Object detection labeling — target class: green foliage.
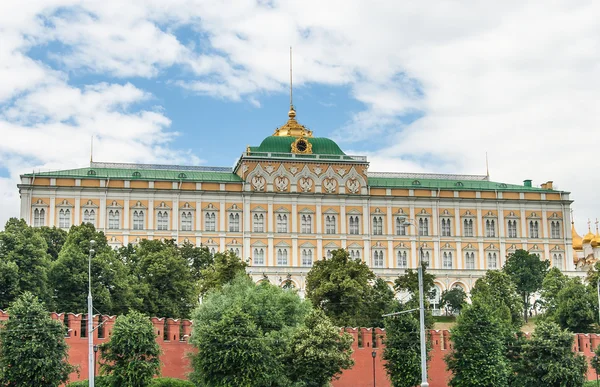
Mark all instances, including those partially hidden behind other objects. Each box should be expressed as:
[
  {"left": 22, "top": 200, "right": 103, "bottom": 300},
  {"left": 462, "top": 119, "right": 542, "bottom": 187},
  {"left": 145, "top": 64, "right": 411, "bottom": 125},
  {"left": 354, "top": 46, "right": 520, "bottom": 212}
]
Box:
[
  {"left": 446, "top": 297, "right": 510, "bottom": 387},
  {"left": 591, "top": 344, "right": 600, "bottom": 384},
  {"left": 69, "top": 377, "right": 193, "bottom": 387},
  {"left": 306, "top": 249, "right": 375, "bottom": 327},
  {"left": 285, "top": 308, "right": 354, "bottom": 387},
  {"left": 364, "top": 278, "right": 398, "bottom": 328},
  {"left": 198, "top": 249, "right": 247, "bottom": 296},
  {"left": 394, "top": 262, "right": 436, "bottom": 300},
  {"left": 179, "top": 242, "right": 213, "bottom": 281},
  {"left": 440, "top": 287, "right": 467, "bottom": 315},
  {"left": 383, "top": 302, "right": 426, "bottom": 387},
  {"left": 539, "top": 267, "right": 569, "bottom": 321},
  {"left": 127, "top": 239, "right": 198, "bottom": 318},
  {"left": 503, "top": 249, "right": 550, "bottom": 322},
  {"left": 0, "top": 292, "right": 75, "bottom": 386},
  {"left": 0, "top": 218, "right": 52, "bottom": 308},
  {"left": 190, "top": 275, "right": 314, "bottom": 387},
  {"left": 68, "top": 376, "right": 110, "bottom": 386},
  {"left": 513, "top": 321, "right": 587, "bottom": 387},
  {"left": 553, "top": 277, "right": 595, "bottom": 333},
  {"left": 49, "top": 223, "right": 133, "bottom": 315},
  {"left": 36, "top": 226, "right": 68, "bottom": 261},
  {"left": 471, "top": 270, "right": 523, "bottom": 328},
  {"left": 99, "top": 311, "right": 161, "bottom": 387}
]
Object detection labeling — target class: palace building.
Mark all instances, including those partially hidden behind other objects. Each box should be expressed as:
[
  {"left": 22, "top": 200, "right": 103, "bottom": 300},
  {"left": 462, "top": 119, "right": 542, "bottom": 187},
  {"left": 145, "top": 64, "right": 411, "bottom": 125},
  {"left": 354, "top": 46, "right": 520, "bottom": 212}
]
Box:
[{"left": 18, "top": 105, "right": 578, "bottom": 305}]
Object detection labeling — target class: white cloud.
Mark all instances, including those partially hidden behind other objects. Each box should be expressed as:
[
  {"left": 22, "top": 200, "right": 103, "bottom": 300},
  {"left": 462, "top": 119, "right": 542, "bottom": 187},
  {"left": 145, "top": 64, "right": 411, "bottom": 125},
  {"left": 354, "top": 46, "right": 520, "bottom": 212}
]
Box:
[{"left": 0, "top": 0, "right": 598, "bottom": 232}]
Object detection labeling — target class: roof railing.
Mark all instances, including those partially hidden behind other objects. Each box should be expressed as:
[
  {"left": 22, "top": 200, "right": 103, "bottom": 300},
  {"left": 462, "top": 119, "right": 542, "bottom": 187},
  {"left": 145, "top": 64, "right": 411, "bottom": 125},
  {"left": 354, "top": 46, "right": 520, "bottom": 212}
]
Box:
[
  {"left": 368, "top": 171, "right": 489, "bottom": 181},
  {"left": 90, "top": 162, "right": 232, "bottom": 173},
  {"left": 241, "top": 151, "right": 368, "bottom": 162}
]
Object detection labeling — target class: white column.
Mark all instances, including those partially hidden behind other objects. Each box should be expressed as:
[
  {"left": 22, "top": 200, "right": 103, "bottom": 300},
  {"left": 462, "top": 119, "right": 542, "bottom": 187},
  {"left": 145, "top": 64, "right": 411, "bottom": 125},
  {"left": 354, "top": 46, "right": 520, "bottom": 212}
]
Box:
[
  {"left": 219, "top": 200, "right": 226, "bottom": 232},
  {"left": 148, "top": 200, "right": 154, "bottom": 231},
  {"left": 243, "top": 196, "right": 251, "bottom": 260},
  {"left": 123, "top": 199, "right": 130, "bottom": 230},
  {"left": 49, "top": 197, "right": 56, "bottom": 227},
  {"left": 99, "top": 197, "right": 106, "bottom": 230},
  {"left": 20, "top": 190, "right": 30, "bottom": 224},
  {"left": 74, "top": 198, "right": 81, "bottom": 225}
]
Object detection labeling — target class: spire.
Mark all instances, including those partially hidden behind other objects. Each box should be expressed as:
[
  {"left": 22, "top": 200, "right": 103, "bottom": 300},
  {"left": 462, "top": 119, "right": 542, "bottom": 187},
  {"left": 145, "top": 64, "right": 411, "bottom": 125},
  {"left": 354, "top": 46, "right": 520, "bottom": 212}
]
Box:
[
  {"left": 90, "top": 135, "right": 94, "bottom": 164},
  {"left": 289, "top": 46, "right": 293, "bottom": 110},
  {"left": 485, "top": 152, "right": 489, "bottom": 179}
]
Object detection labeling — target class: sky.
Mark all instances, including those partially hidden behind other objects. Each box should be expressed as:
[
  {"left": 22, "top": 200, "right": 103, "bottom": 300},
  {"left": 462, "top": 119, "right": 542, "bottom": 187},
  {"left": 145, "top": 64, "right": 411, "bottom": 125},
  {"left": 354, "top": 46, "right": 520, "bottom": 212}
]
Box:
[{"left": 0, "top": 0, "right": 598, "bottom": 234}]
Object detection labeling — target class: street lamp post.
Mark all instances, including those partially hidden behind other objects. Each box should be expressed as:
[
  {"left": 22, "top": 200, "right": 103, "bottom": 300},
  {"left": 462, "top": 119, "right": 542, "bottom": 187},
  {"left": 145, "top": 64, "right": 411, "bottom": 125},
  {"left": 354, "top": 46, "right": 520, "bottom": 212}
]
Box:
[
  {"left": 402, "top": 219, "right": 429, "bottom": 387},
  {"left": 88, "top": 240, "right": 96, "bottom": 387},
  {"left": 93, "top": 345, "right": 99, "bottom": 376},
  {"left": 371, "top": 350, "right": 376, "bottom": 387}
]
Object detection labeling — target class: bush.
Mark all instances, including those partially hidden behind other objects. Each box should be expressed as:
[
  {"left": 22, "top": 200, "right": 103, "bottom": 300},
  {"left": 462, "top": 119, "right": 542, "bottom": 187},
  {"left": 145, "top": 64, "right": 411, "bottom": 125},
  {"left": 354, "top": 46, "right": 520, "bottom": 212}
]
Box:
[{"left": 68, "top": 377, "right": 193, "bottom": 386}]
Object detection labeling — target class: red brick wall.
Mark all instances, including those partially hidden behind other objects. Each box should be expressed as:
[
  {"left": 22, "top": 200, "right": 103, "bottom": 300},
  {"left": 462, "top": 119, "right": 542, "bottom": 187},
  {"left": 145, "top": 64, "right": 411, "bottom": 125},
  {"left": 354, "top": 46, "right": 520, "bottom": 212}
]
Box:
[{"left": 1, "top": 311, "right": 599, "bottom": 386}]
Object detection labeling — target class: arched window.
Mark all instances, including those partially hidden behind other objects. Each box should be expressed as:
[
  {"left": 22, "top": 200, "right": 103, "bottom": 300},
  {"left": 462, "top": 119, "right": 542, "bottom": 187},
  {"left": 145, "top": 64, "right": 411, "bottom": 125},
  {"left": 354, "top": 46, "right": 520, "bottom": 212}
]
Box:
[
  {"left": 463, "top": 219, "right": 474, "bottom": 237},
  {"left": 157, "top": 211, "right": 169, "bottom": 230},
  {"left": 349, "top": 216, "right": 360, "bottom": 235},
  {"left": 443, "top": 252, "right": 453, "bottom": 269},
  {"left": 181, "top": 211, "right": 192, "bottom": 231},
  {"left": 397, "top": 251, "right": 407, "bottom": 268},
  {"left": 253, "top": 248, "right": 265, "bottom": 265},
  {"left": 302, "top": 249, "right": 313, "bottom": 267},
  {"left": 422, "top": 251, "right": 430, "bottom": 266},
  {"left": 59, "top": 209, "right": 71, "bottom": 229},
  {"left": 486, "top": 219, "right": 496, "bottom": 237},
  {"left": 325, "top": 215, "right": 336, "bottom": 234},
  {"left": 229, "top": 213, "right": 240, "bottom": 232},
  {"left": 301, "top": 214, "right": 312, "bottom": 233},
  {"left": 553, "top": 253, "right": 563, "bottom": 268},
  {"left": 133, "top": 210, "right": 144, "bottom": 230},
  {"left": 419, "top": 218, "right": 429, "bottom": 236},
  {"left": 508, "top": 220, "right": 517, "bottom": 238},
  {"left": 277, "top": 249, "right": 288, "bottom": 266},
  {"left": 253, "top": 213, "right": 264, "bottom": 232},
  {"left": 441, "top": 219, "right": 451, "bottom": 237},
  {"left": 396, "top": 218, "right": 406, "bottom": 236},
  {"left": 372, "top": 216, "right": 383, "bottom": 235},
  {"left": 83, "top": 209, "right": 95, "bottom": 225},
  {"left": 108, "top": 210, "right": 120, "bottom": 229},
  {"left": 551, "top": 221, "right": 561, "bottom": 239},
  {"left": 529, "top": 220, "right": 539, "bottom": 238},
  {"left": 465, "top": 252, "right": 475, "bottom": 269},
  {"left": 373, "top": 251, "right": 384, "bottom": 268},
  {"left": 487, "top": 252, "right": 497, "bottom": 269},
  {"left": 205, "top": 212, "right": 216, "bottom": 231},
  {"left": 33, "top": 208, "right": 45, "bottom": 227},
  {"left": 277, "top": 214, "right": 288, "bottom": 233}
]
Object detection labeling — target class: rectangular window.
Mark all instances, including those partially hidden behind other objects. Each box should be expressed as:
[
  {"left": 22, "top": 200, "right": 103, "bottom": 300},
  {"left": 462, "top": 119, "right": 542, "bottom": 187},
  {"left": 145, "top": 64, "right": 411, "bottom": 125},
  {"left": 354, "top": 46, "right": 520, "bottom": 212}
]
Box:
[
  {"left": 350, "top": 249, "right": 361, "bottom": 259},
  {"left": 465, "top": 252, "right": 475, "bottom": 269},
  {"left": 181, "top": 211, "right": 192, "bottom": 231},
  {"left": 205, "top": 212, "right": 216, "bottom": 231},
  {"left": 58, "top": 209, "right": 71, "bottom": 229},
  {"left": 301, "top": 250, "right": 313, "bottom": 266},
  {"left": 529, "top": 221, "right": 539, "bottom": 238},
  {"left": 372, "top": 216, "right": 383, "bottom": 235},
  {"left": 485, "top": 219, "right": 496, "bottom": 237},
  {"left": 550, "top": 221, "right": 561, "bottom": 239},
  {"left": 276, "top": 248, "right": 288, "bottom": 266},
  {"left": 277, "top": 214, "right": 288, "bottom": 233},
  {"left": 397, "top": 251, "right": 407, "bottom": 268},
  {"left": 487, "top": 252, "right": 497, "bottom": 269},
  {"left": 133, "top": 210, "right": 144, "bottom": 230},
  {"left": 349, "top": 216, "right": 360, "bottom": 235},
  {"left": 33, "top": 208, "right": 45, "bottom": 227},
  {"left": 83, "top": 209, "right": 96, "bottom": 225},
  {"left": 253, "top": 213, "right": 264, "bottom": 232},
  {"left": 325, "top": 215, "right": 336, "bottom": 234},
  {"left": 157, "top": 211, "right": 169, "bottom": 231},
  {"left": 395, "top": 218, "right": 406, "bottom": 236},
  {"left": 418, "top": 218, "right": 429, "bottom": 236},
  {"left": 508, "top": 220, "right": 517, "bottom": 238},
  {"left": 463, "top": 219, "right": 474, "bottom": 237},
  {"left": 301, "top": 214, "right": 312, "bottom": 233},
  {"left": 443, "top": 252, "right": 453, "bottom": 269},
  {"left": 253, "top": 248, "right": 264, "bottom": 266},
  {"left": 552, "top": 253, "right": 563, "bottom": 268},
  {"left": 108, "top": 210, "right": 120, "bottom": 229},
  {"left": 229, "top": 213, "right": 240, "bottom": 232},
  {"left": 441, "top": 218, "right": 451, "bottom": 237},
  {"left": 373, "top": 251, "right": 384, "bottom": 268}
]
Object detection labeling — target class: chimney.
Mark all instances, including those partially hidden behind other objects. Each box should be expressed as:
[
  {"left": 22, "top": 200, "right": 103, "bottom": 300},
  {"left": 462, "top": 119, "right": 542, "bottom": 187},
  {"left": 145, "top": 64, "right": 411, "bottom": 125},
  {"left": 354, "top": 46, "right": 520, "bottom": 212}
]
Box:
[
  {"left": 546, "top": 181, "right": 553, "bottom": 189},
  {"left": 523, "top": 179, "right": 532, "bottom": 187},
  {"left": 541, "top": 183, "right": 547, "bottom": 189}
]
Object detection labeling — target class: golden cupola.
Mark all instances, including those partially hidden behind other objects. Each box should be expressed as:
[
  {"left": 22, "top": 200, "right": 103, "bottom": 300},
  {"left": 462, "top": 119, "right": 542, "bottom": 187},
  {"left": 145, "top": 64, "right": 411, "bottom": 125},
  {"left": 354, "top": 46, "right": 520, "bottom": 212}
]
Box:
[
  {"left": 583, "top": 227, "right": 595, "bottom": 244},
  {"left": 572, "top": 222, "right": 583, "bottom": 251},
  {"left": 273, "top": 106, "right": 313, "bottom": 138},
  {"left": 592, "top": 224, "right": 600, "bottom": 248}
]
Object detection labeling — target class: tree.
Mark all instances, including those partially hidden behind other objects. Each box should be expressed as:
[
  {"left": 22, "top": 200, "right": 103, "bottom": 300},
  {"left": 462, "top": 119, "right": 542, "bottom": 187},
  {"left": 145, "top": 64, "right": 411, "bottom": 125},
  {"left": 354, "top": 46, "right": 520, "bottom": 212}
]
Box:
[
  {"left": 383, "top": 302, "right": 427, "bottom": 387},
  {"left": 49, "top": 223, "right": 134, "bottom": 315},
  {"left": 179, "top": 242, "right": 213, "bottom": 281},
  {"left": 306, "top": 249, "right": 375, "bottom": 327},
  {"left": 190, "top": 275, "right": 311, "bottom": 387},
  {"left": 446, "top": 297, "right": 510, "bottom": 387},
  {"left": 128, "top": 239, "right": 198, "bottom": 318},
  {"left": 440, "top": 287, "right": 467, "bottom": 315},
  {"left": 0, "top": 292, "right": 75, "bottom": 386},
  {"left": 394, "top": 262, "right": 436, "bottom": 300},
  {"left": 514, "top": 321, "right": 587, "bottom": 387},
  {"left": 554, "top": 277, "right": 595, "bottom": 332},
  {"left": 0, "top": 260, "right": 19, "bottom": 310},
  {"left": 36, "top": 226, "right": 67, "bottom": 261},
  {"left": 471, "top": 270, "right": 523, "bottom": 328},
  {"left": 0, "top": 218, "right": 52, "bottom": 307},
  {"left": 198, "top": 249, "right": 247, "bottom": 296},
  {"left": 503, "top": 249, "right": 549, "bottom": 322},
  {"left": 99, "top": 311, "right": 161, "bottom": 387},
  {"left": 285, "top": 308, "right": 354, "bottom": 387},
  {"left": 539, "top": 267, "right": 569, "bottom": 321},
  {"left": 364, "top": 278, "right": 398, "bottom": 328}
]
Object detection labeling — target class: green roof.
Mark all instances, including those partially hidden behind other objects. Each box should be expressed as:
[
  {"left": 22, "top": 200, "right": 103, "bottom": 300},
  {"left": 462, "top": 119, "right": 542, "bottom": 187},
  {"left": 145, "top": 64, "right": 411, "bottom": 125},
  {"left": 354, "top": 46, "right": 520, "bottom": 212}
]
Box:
[
  {"left": 368, "top": 177, "right": 558, "bottom": 192},
  {"left": 24, "top": 167, "right": 243, "bottom": 183},
  {"left": 250, "top": 136, "right": 346, "bottom": 155}
]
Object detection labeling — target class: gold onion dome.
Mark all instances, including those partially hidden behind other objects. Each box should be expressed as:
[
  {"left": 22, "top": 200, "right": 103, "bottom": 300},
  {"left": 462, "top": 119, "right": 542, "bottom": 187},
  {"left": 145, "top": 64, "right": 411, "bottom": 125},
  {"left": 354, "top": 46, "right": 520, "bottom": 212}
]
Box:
[
  {"left": 572, "top": 222, "right": 583, "bottom": 251},
  {"left": 273, "top": 106, "right": 313, "bottom": 138},
  {"left": 583, "top": 229, "right": 595, "bottom": 244},
  {"left": 592, "top": 229, "right": 600, "bottom": 248}
]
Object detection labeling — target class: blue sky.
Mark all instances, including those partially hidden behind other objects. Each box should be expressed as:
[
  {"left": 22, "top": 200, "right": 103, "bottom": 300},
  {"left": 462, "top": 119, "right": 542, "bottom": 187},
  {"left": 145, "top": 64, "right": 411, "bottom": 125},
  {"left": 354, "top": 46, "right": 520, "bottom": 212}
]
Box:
[{"left": 0, "top": 0, "right": 598, "bottom": 232}]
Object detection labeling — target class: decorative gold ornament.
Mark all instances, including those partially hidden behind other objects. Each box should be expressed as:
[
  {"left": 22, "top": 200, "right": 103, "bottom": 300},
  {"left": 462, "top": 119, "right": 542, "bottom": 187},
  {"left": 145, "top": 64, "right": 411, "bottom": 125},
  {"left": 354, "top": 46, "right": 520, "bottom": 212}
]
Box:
[
  {"left": 291, "top": 137, "right": 312, "bottom": 154},
  {"left": 273, "top": 106, "right": 313, "bottom": 138}
]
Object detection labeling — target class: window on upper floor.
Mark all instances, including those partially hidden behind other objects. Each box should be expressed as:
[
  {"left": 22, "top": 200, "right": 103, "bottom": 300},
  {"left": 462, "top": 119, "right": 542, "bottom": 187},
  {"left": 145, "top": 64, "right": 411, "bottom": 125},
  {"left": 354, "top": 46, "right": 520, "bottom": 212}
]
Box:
[
  {"left": 349, "top": 249, "right": 361, "bottom": 260},
  {"left": 552, "top": 253, "right": 563, "bottom": 268},
  {"left": 421, "top": 251, "right": 430, "bottom": 267},
  {"left": 133, "top": 210, "right": 144, "bottom": 230},
  {"left": 529, "top": 220, "right": 539, "bottom": 238},
  {"left": 301, "top": 249, "right": 313, "bottom": 267},
  {"left": 204, "top": 212, "right": 216, "bottom": 231},
  {"left": 181, "top": 211, "right": 192, "bottom": 231},
  {"left": 395, "top": 217, "right": 406, "bottom": 236},
  {"left": 418, "top": 218, "right": 429, "bottom": 236},
  {"left": 463, "top": 219, "right": 474, "bottom": 237},
  {"left": 229, "top": 213, "right": 240, "bottom": 232},
  {"left": 58, "top": 209, "right": 71, "bottom": 229},
  {"left": 373, "top": 250, "right": 385, "bottom": 268},
  {"left": 485, "top": 219, "right": 496, "bottom": 237},
  {"left": 253, "top": 248, "right": 265, "bottom": 265},
  {"left": 253, "top": 213, "right": 264, "bottom": 232},
  {"left": 157, "top": 211, "right": 169, "bottom": 231},
  {"left": 487, "top": 252, "right": 498, "bottom": 269},
  {"left": 301, "top": 214, "right": 312, "bottom": 233},
  {"left": 550, "top": 221, "right": 561, "bottom": 239},
  {"left": 277, "top": 214, "right": 288, "bottom": 233},
  {"left": 83, "top": 209, "right": 96, "bottom": 225},
  {"left": 108, "top": 210, "right": 120, "bottom": 229},
  {"left": 465, "top": 252, "right": 475, "bottom": 269},
  {"left": 276, "top": 248, "right": 288, "bottom": 266},
  {"left": 441, "top": 218, "right": 452, "bottom": 237},
  {"left": 229, "top": 247, "right": 240, "bottom": 256},
  {"left": 508, "top": 220, "right": 518, "bottom": 238},
  {"left": 397, "top": 251, "right": 408, "bottom": 268},
  {"left": 372, "top": 216, "right": 383, "bottom": 235},
  {"left": 325, "top": 215, "right": 336, "bottom": 234},
  {"left": 33, "top": 208, "right": 45, "bottom": 227},
  {"left": 443, "top": 252, "right": 453, "bottom": 269},
  {"left": 349, "top": 216, "right": 360, "bottom": 235}
]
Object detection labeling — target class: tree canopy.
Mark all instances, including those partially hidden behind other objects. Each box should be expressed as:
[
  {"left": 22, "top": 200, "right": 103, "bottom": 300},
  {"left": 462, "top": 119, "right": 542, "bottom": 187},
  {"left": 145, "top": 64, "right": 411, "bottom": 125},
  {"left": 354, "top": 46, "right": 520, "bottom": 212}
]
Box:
[
  {"left": 0, "top": 292, "right": 75, "bottom": 386},
  {"left": 503, "top": 249, "right": 549, "bottom": 322},
  {"left": 198, "top": 249, "right": 247, "bottom": 296},
  {"left": 440, "top": 286, "right": 467, "bottom": 315},
  {"left": 471, "top": 270, "right": 523, "bottom": 329}
]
